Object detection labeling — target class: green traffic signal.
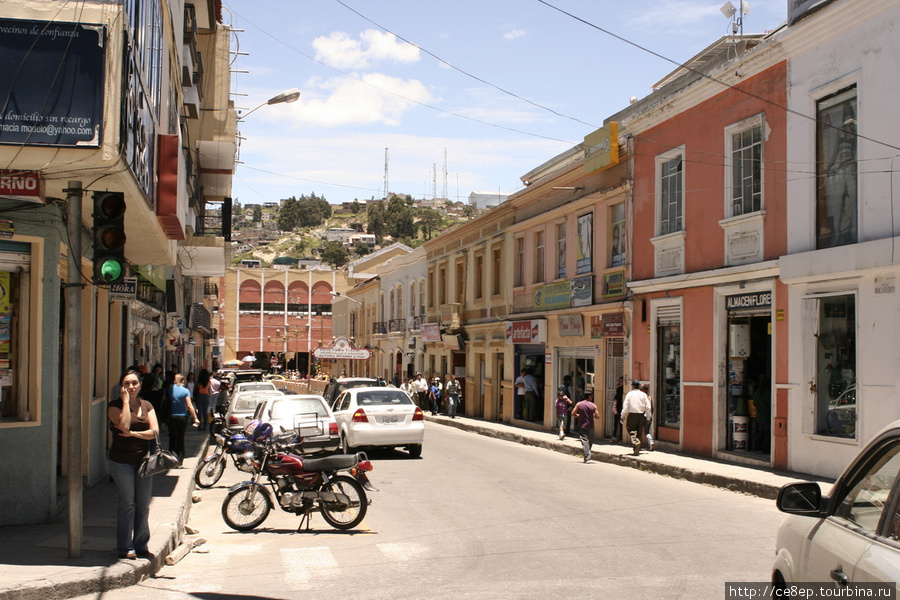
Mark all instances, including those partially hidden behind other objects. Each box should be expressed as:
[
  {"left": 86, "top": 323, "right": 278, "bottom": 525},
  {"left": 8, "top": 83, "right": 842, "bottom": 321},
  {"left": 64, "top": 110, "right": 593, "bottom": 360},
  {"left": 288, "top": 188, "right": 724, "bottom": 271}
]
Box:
[
  {"left": 97, "top": 258, "right": 124, "bottom": 283},
  {"left": 92, "top": 191, "right": 127, "bottom": 284}
]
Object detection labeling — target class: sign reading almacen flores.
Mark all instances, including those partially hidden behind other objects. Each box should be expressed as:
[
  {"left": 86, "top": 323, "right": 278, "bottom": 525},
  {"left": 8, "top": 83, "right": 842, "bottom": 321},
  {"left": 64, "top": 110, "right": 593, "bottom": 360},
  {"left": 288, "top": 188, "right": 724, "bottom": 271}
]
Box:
[
  {"left": 0, "top": 19, "right": 105, "bottom": 147},
  {"left": 726, "top": 291, "right": 772, "bottom": 311}
]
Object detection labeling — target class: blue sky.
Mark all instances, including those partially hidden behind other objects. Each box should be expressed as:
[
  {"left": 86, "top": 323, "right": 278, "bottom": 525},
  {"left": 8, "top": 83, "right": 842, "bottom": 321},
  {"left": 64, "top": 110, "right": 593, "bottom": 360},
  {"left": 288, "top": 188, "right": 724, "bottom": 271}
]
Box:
[{"left": 222, "top": 0, "right": 788, "bottom": 206}]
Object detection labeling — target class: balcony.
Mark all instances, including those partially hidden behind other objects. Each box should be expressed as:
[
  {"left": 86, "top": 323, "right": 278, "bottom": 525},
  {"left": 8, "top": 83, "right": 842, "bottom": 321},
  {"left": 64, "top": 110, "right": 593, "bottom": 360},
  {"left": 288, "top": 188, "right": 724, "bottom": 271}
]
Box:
[
  {"left": 372, "top": 321, "right": 387, "bottom": 335},
  {"left": 408, "top": 315, "right": 424, "bottom": 331},
  {"left": 388, "top": 318, "right": 406, "bottom": 333},
  {"left": 204, "top": 283, "right": 218, "bottom": 298},
  {"left": 439, "top": 303, "right": 462, "bottom": 330}
]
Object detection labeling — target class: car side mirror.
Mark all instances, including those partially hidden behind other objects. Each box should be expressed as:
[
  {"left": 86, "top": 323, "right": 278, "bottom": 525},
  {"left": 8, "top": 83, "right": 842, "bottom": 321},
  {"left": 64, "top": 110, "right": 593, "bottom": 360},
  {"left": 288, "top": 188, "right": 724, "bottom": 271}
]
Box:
[{"left": 776, "top": 482, "right": 827, "bottom": 517}]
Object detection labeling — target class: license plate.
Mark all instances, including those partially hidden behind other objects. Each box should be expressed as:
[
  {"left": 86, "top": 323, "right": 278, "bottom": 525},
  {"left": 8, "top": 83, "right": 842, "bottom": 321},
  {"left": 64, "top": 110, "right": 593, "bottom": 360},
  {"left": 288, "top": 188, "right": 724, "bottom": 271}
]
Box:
[{"left": 382, "top": 416, "right": 399, "bottom": 424}]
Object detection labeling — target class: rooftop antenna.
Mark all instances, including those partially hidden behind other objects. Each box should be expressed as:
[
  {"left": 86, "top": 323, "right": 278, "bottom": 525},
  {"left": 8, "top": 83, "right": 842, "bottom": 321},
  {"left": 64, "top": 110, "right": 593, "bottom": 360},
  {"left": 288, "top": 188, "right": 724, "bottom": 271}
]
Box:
[
  {"left": 442, "top": 148, "right": 448, "bottom": 202},
  {"left": 721, "top": 1, "right": 749, "bottom": 36},
  {"left": 383, "top": 148, "right": 389, "bottom": 200}
]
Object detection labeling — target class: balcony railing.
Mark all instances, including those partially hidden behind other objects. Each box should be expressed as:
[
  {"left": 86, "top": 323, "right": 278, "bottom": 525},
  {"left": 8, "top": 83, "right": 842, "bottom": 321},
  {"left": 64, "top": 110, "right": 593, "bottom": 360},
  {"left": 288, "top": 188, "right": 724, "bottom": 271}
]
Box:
[
  {"left": 388, "top": 318, "right": 406, "bottom": 333},
  {"left": 408, "top": 315, "right": 424, "bottom": 330},
  {"left": 204, "top": 283, "right": 218, "bottom": 298},
  {"left": 373, "top": 321, "right": 387, "bottom": 335}
]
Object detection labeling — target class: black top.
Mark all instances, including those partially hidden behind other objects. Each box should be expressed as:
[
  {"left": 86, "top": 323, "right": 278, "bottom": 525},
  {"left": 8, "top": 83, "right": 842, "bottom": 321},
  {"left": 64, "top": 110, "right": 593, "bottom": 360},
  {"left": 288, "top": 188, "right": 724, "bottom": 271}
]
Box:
[{"left": 108, "top": 398, "right": 153, "bottom": 466}]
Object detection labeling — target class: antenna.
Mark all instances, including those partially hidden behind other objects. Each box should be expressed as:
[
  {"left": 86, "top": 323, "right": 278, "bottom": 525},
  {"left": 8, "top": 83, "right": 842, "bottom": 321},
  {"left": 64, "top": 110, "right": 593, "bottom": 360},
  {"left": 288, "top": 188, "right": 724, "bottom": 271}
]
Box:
[
  {"left": 442, "top": 148, "right": 448, "bottom": 202},
  {"left": 721, "top": 1, "right": 748, "bottom": 36},
  {"left": 383, "top": 148, "right": 389, "bottom": 200}
]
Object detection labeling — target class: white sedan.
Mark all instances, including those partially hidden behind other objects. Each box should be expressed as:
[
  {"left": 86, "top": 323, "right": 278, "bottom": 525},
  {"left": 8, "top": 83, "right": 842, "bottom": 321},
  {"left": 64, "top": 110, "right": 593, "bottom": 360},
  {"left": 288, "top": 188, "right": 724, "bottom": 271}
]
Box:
[
  {"left": 773, "top": 419, "right": 900, "bottom": 592},
  {"left": 331, "top": 387, "right": 424, "bottom": 458}
]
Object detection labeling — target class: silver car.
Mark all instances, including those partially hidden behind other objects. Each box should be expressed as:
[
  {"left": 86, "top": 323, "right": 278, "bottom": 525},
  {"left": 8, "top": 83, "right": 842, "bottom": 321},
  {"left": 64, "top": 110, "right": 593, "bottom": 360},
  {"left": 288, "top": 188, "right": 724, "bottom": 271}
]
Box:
[
  {"left": 252, "top": 394, "right": 339, "bottom": 455},
  {"left": 331, "top": 387, "right": 424, "bottom": 458}
]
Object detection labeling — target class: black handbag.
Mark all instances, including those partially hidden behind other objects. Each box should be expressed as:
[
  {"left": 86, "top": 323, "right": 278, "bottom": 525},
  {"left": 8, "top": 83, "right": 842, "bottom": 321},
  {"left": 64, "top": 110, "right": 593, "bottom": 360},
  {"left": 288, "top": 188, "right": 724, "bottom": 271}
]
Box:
[{"left": 138, "top": 430, "right": 179, "bottom": 478}]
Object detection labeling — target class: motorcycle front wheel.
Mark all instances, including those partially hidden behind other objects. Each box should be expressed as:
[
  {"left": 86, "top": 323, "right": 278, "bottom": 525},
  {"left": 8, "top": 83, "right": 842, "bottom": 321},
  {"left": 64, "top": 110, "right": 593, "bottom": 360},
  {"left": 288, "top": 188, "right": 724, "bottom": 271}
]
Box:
[
  {"left": 221, "top": 484, "right": 271, "bottom": 531},
  {"left": 195, "top": 453, "right": 226, "bottom": 488},
  {"left": 319, "top": 475, "right": 367, "bottom": 530}
]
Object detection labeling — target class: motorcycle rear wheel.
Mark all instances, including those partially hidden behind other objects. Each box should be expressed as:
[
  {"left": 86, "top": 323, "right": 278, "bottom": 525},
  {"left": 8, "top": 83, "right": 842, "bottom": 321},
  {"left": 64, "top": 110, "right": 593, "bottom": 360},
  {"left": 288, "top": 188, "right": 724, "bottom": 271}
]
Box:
[
  {"left": 195, "top": 453, "right": 226, "bottom": 488},
  {"left": 319, "top": 475, "right": 367, "bottom": 530},
  {"left": 222, "top": 484, "right": 271, "bottom": 531}
]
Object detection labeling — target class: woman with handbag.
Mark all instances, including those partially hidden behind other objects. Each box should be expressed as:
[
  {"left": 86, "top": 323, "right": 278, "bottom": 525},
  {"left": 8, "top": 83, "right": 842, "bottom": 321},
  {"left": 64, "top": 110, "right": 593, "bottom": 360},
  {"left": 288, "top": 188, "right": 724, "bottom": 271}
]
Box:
[{"left": 107, "top": 368, "right": 160, "bottom": 560}]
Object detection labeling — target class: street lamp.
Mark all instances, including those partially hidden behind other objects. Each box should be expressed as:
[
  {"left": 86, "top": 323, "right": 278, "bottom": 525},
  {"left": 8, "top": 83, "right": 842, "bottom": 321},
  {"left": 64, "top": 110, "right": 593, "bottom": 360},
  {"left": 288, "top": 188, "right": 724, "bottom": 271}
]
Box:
[
  {"left": 238, "top": 87, "right": 301, "bottom": 121},
  {"left": 330, "top": 291, "right": 362, "bottom": 305}
]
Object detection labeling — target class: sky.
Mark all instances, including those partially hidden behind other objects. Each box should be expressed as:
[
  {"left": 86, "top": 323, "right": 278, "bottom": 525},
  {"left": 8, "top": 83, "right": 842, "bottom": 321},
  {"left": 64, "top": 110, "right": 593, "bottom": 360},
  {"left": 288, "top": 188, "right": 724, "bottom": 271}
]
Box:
[{"left": 221, "top": 0, "right": 788, "bottom": 206}]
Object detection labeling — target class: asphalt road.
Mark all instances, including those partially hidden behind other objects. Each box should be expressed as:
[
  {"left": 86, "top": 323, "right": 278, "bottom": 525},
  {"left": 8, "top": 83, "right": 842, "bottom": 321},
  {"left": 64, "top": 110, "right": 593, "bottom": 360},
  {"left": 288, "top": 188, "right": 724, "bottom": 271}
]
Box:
[{"left": 73, "top": 424, "right": 783, "bottom": 599}]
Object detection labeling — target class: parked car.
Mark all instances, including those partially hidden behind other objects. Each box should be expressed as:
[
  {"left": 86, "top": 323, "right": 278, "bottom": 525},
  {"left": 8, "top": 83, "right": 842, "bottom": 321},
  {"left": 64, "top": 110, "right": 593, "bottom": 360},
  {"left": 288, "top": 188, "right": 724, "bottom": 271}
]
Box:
[
  {"left": 231, "top": 381, "right": 279, "bottom": 395},
  {"left": 224, "top": 390, "right": 284, "bottom": 430},
  {"left": 331, "top": 386, "right": 424, "bottom": 458},
  {"left": 773, "top": 419, "right": 900, "bottom": 590},
  {"left": 322, "top": 377, "right": 379, "bottom": 406},
  {"left": 251, "top": 394, "right": 339, "bottom": 455}
]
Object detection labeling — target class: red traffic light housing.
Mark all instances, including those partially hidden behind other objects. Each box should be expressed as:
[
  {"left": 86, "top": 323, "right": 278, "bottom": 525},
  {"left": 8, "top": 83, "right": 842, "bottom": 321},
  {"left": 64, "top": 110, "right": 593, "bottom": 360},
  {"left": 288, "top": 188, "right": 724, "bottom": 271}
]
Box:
[{"left": 92, "top": 192, "right": 127, "bottom": 284}]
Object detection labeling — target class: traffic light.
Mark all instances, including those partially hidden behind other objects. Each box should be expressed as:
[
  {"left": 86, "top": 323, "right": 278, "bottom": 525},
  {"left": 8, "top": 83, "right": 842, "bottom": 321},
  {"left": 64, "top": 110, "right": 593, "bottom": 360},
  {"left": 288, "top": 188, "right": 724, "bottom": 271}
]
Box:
[{"left": 92, "top": 191, "right": 127, "bottom": 284}]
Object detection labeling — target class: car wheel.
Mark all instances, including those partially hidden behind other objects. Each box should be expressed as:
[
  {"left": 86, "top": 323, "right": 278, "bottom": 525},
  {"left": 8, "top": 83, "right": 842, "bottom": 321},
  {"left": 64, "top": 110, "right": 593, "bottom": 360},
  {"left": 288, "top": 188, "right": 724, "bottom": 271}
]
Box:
[
  {"left": 340, "top": 433, "right": 355, "bottom": 454},
  {"left": 408, "top": 444, "right": 422, "bottom": 459}
]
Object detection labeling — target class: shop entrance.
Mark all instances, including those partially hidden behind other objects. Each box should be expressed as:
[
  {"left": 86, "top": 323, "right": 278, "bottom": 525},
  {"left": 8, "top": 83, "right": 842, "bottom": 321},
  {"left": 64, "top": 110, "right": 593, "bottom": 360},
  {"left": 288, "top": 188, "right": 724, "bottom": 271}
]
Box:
[
  {"left": 557, "top": 353, "right": 595, "bottom": 433},
  {"left": 725, "top": 314, "right": 771, "bottom": 457},
  {"left": 603, "top": 339, "right": 624, "bottom": 438},
  {"left": 515, "top": 345, "right": 545, "bottom": 423}
]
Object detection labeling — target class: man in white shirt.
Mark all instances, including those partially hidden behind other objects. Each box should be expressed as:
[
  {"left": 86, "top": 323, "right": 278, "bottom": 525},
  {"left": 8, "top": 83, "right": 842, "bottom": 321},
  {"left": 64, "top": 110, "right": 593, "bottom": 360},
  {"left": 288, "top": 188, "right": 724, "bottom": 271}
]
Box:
[
  {"left": 412, "top": 373, "right": 429, "bottom": 409},
  {"left": 621, "top": 380, "right": 652, "bottom": 456}
]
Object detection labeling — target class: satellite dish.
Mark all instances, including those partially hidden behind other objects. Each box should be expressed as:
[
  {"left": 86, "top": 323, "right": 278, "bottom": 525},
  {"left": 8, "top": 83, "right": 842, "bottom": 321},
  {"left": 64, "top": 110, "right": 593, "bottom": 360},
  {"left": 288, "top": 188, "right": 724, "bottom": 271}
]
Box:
[{"left": 720, "top": 1, "right": 737, "bottom": 18}]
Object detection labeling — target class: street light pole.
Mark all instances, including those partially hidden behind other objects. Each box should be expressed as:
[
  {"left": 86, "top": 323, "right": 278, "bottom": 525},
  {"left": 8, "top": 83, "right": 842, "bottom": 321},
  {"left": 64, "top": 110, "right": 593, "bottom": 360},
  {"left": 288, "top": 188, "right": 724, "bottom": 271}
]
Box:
[{"left": 238, "top": 87, "right": 300, "bottom": 121}]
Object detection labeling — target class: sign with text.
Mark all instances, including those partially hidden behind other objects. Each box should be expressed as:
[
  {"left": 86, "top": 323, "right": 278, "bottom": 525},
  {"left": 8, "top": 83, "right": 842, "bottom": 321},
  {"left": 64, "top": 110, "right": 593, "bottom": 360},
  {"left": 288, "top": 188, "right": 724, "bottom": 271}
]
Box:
[
  {"left": 421, "top": 322, "right": 442, "bottom": 342},
  {"left": 534, "top": 281, "right": 571, "bottom": 311},
  {"left": 0, "top": 20, "right": 105, "bottom": 147},
  {"left": 602, "top": 313, "right": 625, "bottom": 337},
  {"left": 505, "top": 319, "right": 547, "bottom": 344},
  {"left": 571, "top": 275, "right": 593, "bottom": 307},
  {"left": 313, "top": 337, "right": 371, "bottom": 360},
  {"left": 601, "top": 270, "right": 626, "bottom": 298},
  {"left": 558, "top": 314, "right": 584, "bottom": 337},
  {"left": 726, "top": 291, "right": 772, "bottom": 311},
  {"left": 108, "top": 277, "right": 137, "bottom": 303},
  {"left": 0, "top": 171, "right": 42, "bottom": 203}
]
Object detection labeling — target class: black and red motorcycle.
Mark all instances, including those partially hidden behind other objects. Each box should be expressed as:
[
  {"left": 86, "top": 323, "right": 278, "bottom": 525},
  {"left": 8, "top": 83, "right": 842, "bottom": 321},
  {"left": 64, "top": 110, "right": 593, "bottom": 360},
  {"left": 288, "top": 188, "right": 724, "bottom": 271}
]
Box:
[{"left": 221, "top": 422, "right": 377, "bottom": 532}]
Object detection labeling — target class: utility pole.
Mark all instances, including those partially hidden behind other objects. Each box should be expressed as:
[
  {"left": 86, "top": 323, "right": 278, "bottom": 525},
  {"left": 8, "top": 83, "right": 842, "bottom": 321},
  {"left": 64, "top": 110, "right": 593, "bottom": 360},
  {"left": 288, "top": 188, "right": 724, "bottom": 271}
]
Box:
[{"left": 65, "top": 181, "right": 84, "bottom": 557}]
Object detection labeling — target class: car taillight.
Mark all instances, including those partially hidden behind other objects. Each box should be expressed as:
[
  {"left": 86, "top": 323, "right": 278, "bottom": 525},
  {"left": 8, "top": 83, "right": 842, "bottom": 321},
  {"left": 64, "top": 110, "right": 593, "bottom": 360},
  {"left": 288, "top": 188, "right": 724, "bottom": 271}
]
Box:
[
  {"left": 352, "top": 408, "right": 368, "bottom": 423},
  {"left": 413, "top": 407, "right": 424, "bottom": 421},
  {"left": 329, "top": 422, "right": 338, "bottom": 435},
  {"left": 228, "top": 415, "right": 238, "bottom": 425}
]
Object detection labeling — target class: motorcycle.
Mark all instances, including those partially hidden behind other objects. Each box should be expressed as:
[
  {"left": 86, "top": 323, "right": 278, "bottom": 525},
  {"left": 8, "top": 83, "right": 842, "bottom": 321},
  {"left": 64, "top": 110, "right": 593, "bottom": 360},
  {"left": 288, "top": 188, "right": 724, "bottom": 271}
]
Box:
[
  {"left": 194, "top": 412, "right": 259, "bottom": 488},
  {"left": 221, "top": 421, "right": 377, "bottom": 532}
]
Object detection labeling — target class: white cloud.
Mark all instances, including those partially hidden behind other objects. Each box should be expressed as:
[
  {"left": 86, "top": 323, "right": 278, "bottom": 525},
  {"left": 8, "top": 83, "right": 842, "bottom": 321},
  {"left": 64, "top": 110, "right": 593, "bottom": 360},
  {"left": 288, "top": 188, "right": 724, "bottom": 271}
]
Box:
[
  {"left": 313, "top": 29, "right": 420, "bottom": 69},
  {"left": 277, "top": 74, "right": 432, "bottom": 128},
  {"left": 503, "top": 28, "right": 527, "bottom": 40}
]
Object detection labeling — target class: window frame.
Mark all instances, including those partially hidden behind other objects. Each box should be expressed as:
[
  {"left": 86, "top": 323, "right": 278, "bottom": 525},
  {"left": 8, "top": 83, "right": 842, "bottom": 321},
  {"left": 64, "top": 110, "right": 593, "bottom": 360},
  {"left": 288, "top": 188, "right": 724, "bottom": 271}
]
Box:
[
  {"left": 534, "top": 229, "right": 545, "bottom": 284},
  {"left": 656, "top": 147, "right": 685, "bottom": 236},
  {"left": 725, "top": 113, "right": 765, "bottom": 218}
]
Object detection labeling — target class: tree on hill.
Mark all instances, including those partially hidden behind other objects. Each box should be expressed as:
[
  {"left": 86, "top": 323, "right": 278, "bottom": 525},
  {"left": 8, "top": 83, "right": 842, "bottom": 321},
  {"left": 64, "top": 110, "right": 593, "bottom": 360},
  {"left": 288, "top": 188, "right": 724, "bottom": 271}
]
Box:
[
  {"left": 296, "top": 193, "right": 332, "bottom": 227},
  {"left": 252, "top": 205, "right": 262, "bottom": 223},
  {"left": 277, "top": 196, "right": 301, "bottom": 231},
  {"left": 366, "top": 200, "right": 386, "bottom": 242},
  {"left": 417, "top": 207, "right": 444, "bottom": 240},
  {"left": 385, "top": 195, "right": 416, "bottom": 239},
  {"left": 320, "top": 241, "right": 350, "bottom": 267},
  {"left": 350, "top": 199, "right": 361, "bottom": 214}
]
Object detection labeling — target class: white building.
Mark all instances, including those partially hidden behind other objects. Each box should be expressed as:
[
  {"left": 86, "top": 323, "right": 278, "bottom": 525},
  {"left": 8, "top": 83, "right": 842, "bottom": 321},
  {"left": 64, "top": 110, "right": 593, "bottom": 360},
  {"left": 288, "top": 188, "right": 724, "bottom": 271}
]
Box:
[
  {"left": 782, "top": 0, "right": 900, "bottom": 478},
  {"left": 468, "top": 191, "right": 509, "bottom": 210}
]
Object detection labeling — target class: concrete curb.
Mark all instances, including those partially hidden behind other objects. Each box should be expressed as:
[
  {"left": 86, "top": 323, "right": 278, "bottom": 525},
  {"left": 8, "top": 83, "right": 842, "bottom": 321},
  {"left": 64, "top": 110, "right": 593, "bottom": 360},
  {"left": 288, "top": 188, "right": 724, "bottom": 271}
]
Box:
[{"left": 428, "top": 415, "right": 796, "bottom": 500}]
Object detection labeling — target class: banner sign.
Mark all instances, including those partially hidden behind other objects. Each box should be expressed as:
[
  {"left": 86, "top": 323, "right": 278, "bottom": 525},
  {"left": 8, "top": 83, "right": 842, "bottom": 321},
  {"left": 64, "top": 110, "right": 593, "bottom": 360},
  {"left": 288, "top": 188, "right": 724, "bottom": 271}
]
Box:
[
  {"left": 726, "top": 291, "right": 772, "bottom": 311},
  {"left": 421, "top": 322, "right": 442, "bottom": 342},
  {"left": 109, "top": 277, "right": 137, "bottom": 303},
  {"left": 505, "top": 320, "right": 547, "bottom": 344},
  {"left": 313, "top": 337, "right": 371, "bottom": 360},
  {"left": 0, "top": 171, "right": 42, "bottom": 203},
  {"left": 0, "top": 19, "right": 105, "bottom": 147},
  {"left": 558, "top": 315, "right": 584, "bottom": 337},
  {"left": 534, "top": 281, "right": 571, "bottom": 311}
]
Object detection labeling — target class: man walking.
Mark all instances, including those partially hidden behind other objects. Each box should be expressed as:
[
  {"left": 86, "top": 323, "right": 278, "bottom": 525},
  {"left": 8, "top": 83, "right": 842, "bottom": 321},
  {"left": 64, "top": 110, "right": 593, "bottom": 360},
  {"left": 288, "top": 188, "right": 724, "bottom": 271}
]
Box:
[
  {"left": 571, "top": 391, "right": 601, "bottom": 463},
  {"left": 445, "top": 374, "right": 462, "bottom": 419},
  {"left": 413, "top": 373, "right": 429, "bottom": 409},
  {"left": 621, "top": 380, "right": 652, "bottom": 456}
]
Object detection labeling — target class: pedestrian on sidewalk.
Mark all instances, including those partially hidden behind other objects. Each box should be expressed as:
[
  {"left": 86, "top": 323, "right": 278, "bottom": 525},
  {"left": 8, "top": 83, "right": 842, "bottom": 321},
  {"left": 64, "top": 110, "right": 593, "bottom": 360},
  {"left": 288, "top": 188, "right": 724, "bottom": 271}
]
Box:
[
  {"left": 612, "top": 376, "right": 624, "bottom": 442},
  {"left": 522, "top": 368, "right": 540, "bottom": 422},
  {"left": 571, "top": 391, "right": 601, "bottom": 463},
  {"left": 413, "top": 372, "right": 429, "bottom": 409},
  {"left": 555, "top": 386, "right": 572, "bottom": 439},
  {"left": 195, "top": 369, "right": 211, "bottom": 429},
  {"left": 514, "top": 369, "right": 527, "bottom": 419},
  {"left": 621, "top": 380, "right": 652, "bottom": 456},
  {"left": 107, "top": 368, "right": 159, "bottom": 560},
  {"left": 640, "top": 383, "right": 655, "bottom": 451},
  {"left": 168, "top": 374, "right": 200, "bottom": 463},
  {"left": 446, "top": 373, "right": 462, "bottom": 418},
  {"left": 429, "top": 377, "right": 442, "bottom": 415}
]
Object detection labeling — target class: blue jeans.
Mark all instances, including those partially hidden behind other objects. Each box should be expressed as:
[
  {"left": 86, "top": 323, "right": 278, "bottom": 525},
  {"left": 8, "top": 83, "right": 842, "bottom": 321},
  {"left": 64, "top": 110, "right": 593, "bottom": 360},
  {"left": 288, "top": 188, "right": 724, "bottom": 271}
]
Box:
[
  {"left": 108, "top": 459, "right": 153, "bottom": 555},
  {"left": 577, "top": 426, "right": 595, "bottom": 462}
]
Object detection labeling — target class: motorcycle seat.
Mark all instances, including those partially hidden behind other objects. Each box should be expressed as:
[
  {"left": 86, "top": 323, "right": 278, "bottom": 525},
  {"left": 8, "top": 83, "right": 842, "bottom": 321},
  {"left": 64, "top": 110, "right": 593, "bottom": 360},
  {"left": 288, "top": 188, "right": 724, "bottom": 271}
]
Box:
[{"left": 300, "top": 454, "right": 357, "bottom": 472}]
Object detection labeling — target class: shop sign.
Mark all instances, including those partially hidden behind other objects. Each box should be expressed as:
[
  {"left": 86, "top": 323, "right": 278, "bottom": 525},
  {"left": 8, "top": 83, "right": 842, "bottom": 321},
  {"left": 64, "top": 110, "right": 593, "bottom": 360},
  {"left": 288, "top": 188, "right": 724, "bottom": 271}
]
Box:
[
  {"left": 558, "top": 314, "right": 583, "bottom": 337},
  {"left": 0, "top": 20, "right": 105, "bottom": 147},
  {"left": 534, "top": 281, "right": 571, "bottom": 311},
  {"left": 571, "top": 275, "right": 592, "bottom": 307},
  {"left": 312, "top": 336, "right": 371, "bottom": 360},
  {"left": 875, "top": 276, "right": 896, "bottom": 295},
  {"left": 601, "top": 270, "right": 626, "bottom": 298},
  {"left": 109, "top": 277, "right": 137, "bottom": 302},
  {"left": 506, "top": 319, "right": 546, "bottom": 344},
  {"left": 602, "top": 313, "right": 625, "bottom": 337},
  {"left": 583, "top": 122, "right": 620, "bottom": 174},
  {"left": 0, "top": 171, "right": 42, "bottom": 203},
  {"left": 0, "top": 219, "right": 13, "bottom": 239},
  {"left": 421, "top": 322, "right": 442, "bottom": 342},
  {"left": 442, "top": 334, "right": 464, "bottom": 350},
  {"left": 590, "top": 316, "right": 603, "bottom": 339},
  {"left": 726, "top": 291, "right": 772, "bottom": 311}
]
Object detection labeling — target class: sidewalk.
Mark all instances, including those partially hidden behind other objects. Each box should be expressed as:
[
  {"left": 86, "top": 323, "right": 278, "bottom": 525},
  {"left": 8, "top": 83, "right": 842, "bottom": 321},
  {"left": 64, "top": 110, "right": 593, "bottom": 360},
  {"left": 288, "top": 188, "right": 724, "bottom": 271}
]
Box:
[
  {"left": 0, "top": 428, "right": 208, "bottom": 600},
  {"left": 0, "top": 415, "right": 829, "bottom": 600}
]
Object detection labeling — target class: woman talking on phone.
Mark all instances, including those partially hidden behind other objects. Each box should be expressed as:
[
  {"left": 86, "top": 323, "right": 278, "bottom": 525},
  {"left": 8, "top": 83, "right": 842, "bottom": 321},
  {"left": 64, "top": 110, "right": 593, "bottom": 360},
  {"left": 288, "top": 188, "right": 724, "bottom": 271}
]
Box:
[{"left": 107, "top": 368, "right": 159, "bottom": 560}]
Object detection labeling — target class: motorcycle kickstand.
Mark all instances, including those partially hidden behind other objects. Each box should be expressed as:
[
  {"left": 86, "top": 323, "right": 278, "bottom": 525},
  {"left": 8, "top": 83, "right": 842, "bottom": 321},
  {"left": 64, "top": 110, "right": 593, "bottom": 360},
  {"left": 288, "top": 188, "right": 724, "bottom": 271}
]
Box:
[{"left": 296, "top": 511, "right": 312, "bottom": 532}]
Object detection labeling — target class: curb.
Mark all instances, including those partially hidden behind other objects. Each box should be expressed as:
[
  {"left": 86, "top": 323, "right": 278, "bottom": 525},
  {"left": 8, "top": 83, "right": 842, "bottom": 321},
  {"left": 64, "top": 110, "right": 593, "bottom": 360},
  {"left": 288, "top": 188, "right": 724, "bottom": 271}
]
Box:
[{"left": 428, "top": 415, "right": 790, "bottom": 499}]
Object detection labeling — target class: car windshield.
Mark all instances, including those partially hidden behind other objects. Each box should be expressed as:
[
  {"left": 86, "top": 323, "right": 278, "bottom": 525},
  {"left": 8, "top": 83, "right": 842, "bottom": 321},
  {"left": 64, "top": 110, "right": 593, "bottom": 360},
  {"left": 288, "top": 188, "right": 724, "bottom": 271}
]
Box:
[
  {"left": 238, "top": 383, "right": 275, "bottom": 391},
  {"left": 272, "top": 399, "right": 328, "bottom": 419},
  {"left": 339, "top": 380, "right": 378, "bottom": 394},
  {"left": 357, "top": 390, "right": 413, "bottom": 406},
  {"left": 233, "top": 393, "right": 278, "bottom": 411}
]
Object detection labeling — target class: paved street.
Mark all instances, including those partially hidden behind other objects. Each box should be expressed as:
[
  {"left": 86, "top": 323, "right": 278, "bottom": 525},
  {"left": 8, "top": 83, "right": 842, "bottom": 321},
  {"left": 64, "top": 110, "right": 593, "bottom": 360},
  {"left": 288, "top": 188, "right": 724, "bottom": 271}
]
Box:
[{"left": 71, "top": 424, "right": 783, "bottom": 599}]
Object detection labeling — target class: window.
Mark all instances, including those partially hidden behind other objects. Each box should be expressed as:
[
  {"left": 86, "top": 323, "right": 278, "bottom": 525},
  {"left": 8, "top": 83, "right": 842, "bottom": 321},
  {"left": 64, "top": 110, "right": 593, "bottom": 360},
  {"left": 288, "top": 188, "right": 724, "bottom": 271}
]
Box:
[
  {"left": 396, "top": 285, "right": 403, "bottom": 318},
  {"left": 474, "top": 252, "right": 484, "bottom": 299},
  {"left": 534, "top": 230, "right": 544, "bottom": 284},
  {"left": 455, "top": 260, "right": 465, "bottom": 303},
  {"left": 610, "top": 203, "right": 625, "bottom": 267},
  {"left": 0, "top": 256, "right": 33, "bottom": 422},
  {"left": 657, "top": 304, "right": 681, "bottom": 429},
  {"left": 728, "top": 118, "right": 763, "bottom": 216},
  {"left": 491, "top": 246, "right": 502, "bottom": 296},
  {"left": 834, "top": 441, "right": 900, "bottom": 533},
  {"left": 556, "top": 222, "right": 566, "bottom": 279},
  {"left": 389, "top": 289, "right": 395, "bottom": 320},
  {"left": 438, "top": 266, "right": 447, "bottom": 305},
  {"left": 427, "top": 269, "right": 435, "bottom": 309},
  {"left": 814, "top": 294, "right": 856, "bottom": 438},
  {"left": 514, "top": 237, "right": 525, "bottom": 287},
  {"left": 816, "top": 86, "right": 858, "bottom": 249},
  {"left": 576, "top": 213, "right": 593, "bottom": 275},
  {"left": 658, "top": 153, "right": 683, "bottom": 235}
]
